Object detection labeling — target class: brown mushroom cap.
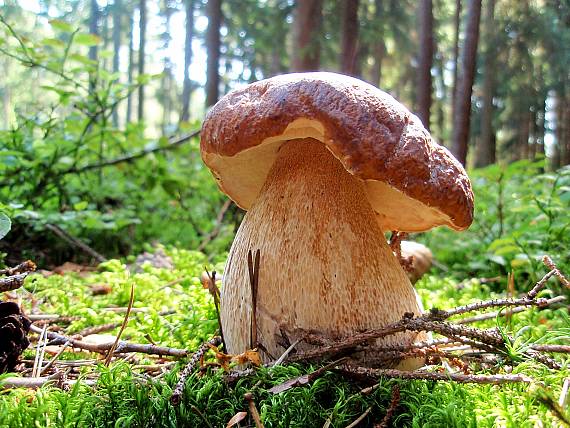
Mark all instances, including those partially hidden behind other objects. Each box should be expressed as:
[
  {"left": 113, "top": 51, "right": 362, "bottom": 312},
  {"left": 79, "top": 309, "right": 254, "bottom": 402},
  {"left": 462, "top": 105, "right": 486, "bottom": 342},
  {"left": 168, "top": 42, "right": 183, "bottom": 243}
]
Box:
[{"left": 201, "top": 72, "right": 474, "bottom": 232}]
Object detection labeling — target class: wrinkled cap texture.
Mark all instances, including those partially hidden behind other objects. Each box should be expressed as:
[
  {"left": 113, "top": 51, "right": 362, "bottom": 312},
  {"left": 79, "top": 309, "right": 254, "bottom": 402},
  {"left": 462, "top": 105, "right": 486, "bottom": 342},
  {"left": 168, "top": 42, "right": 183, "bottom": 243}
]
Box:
[{"left": 200, "top": 72, "right": 474, "bottom": 232}]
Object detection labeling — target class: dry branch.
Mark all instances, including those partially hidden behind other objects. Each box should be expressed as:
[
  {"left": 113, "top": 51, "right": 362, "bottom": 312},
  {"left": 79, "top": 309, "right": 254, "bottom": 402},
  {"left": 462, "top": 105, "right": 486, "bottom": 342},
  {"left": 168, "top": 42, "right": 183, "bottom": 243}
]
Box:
[
  {"left": 457, "top": 296, "right": 566, "bottom": 324},
  {"left": 45, "top": 223, "right": 106, "bottom": 263},
  {"left": 375, "top": 385, "right": 401, "bottom": 428},
  {"left": 0, "top": 260, "right": 36, "bottom": 277},
  {"left": 170, "top": 336, "right": 222, "bottom": 405},
  {"left": 340, "top": 365, "right": 535, "bottom": 385},
  {"left": 244, "top": 392, "right": 265, "bottom": 428},
  {"left": 62, "top": 129, "right": 200, "bottom": 175},
  {"left": 0, "top": 272, "right": 31, "bottom": 292},
  {"left": 197, "top": 199, "right": 232, "bottom": 251},
  {"left": 29, "top": 324, "right": 190, "bottom": 357}
]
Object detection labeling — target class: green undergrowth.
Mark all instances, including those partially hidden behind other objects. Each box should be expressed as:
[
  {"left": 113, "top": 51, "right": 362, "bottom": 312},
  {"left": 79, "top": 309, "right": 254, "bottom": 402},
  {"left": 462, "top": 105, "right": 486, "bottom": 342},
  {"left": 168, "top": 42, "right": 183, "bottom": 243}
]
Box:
[{"left": 1, "top": 247, "right": 569, "bottom": 427}]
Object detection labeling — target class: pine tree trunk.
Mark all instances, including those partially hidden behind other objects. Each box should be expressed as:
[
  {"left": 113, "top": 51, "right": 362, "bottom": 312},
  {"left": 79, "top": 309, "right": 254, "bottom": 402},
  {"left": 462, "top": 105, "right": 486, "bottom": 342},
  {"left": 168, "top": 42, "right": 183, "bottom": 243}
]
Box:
[
  {"left": 451, "top": 0, "right": 482, "bottom": 166},
  {"left": 205, "top": 0, "right": 222, "bottom": 107},
  {"left": 339, "top": 0, "right": 359, "bottom": 76},
  {"left": 137, "top": 0, "right": 147, "bottom": 122},
  {"left": 126, "top": 10, "right": 135, "bottom": 124},
  {"left": 161, "top": 1, "right": 173, "bottom": 131},
  {"left": 291, "top": 0, "right": 323, "bottom": 71},
  {"left": 518, "top": 111, "right": 530, "bottom": 161},
  {"left": 557, "top": 90, "right": 569, "bottom": 167},
  {"left": 435, "top": 54, "right": 447, "bottom": 144},
  {"left": 560, "top": 91, "right": 570, "bottom": 166},
  {"left": 475, "top": 0, "right": 495, "bottom": 167},
  {"left": 451, "top": 0, "right": 462, "bottom": 124},
  {"left": 88, "top": 0, "right": 100, "bottom": 94},
  {"left": 370, "top": 0, "right": 385, "bottom": 87},
  {"left": 181, "top": 0, "right": 194, "bottom": 123},
  {"left": 416, "top": 0, "right": 433, "bottom": 129},
  {"left": 102, "top": 7, "right": 110, "bottom": 71},
  {"left": 88, "top": 0, "right": 99, "bottom": 62},
  {"left": 112, "top": 0, "right": 122, "bottom": 127},
  {"left": 536, "top": 97, "right": 546, "bottom": 157}
]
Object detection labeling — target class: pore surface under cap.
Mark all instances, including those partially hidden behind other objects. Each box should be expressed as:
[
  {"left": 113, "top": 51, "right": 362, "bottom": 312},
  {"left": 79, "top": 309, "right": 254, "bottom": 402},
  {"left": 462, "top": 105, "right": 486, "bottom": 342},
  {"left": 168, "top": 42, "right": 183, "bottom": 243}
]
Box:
[{"left": 201, "top": 72, "right": 474, "bottom": 232}]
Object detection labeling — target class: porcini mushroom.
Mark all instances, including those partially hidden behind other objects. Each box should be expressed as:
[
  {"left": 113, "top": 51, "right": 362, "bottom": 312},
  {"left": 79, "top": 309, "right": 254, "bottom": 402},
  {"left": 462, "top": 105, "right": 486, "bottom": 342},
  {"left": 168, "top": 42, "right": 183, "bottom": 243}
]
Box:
[{"left": 200, "top": 72, "right": 473, "bottom": 368}]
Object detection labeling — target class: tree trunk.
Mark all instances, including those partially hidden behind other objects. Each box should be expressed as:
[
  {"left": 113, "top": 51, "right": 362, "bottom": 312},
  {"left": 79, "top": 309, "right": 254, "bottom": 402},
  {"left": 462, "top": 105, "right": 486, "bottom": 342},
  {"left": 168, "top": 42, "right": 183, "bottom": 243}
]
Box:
[
  {"left": 181, "top": 0, "right": 194, "bottom": 123},
  {"left": 126, "top": 10, "right": 135, "bottom": 124},
  {"left": 451, "top": 0, "right": 482, "bottom": 166},
  {"left": 205, "top": 0, "right": 222, "bottom": 108},
  {"left": 102, "top": 7, "right": 110, "bottom": 71},
  {"left": 112, "top": 0, "right": 122, "bottom": 127},
  {"left": 474, "top": 0, "right": 495, "bottom": 167},
  {"left": 88, "top": 0, "right": 99, "bottom": 62},
  {"left": 339, "top": 0, "right": 359, "bottom": 76},
  {"left": 161, "top": 1, "right": 173, "bottom": 131},
  {"left": 137, "top": 0, "right": 147, "bottom": 122},
  {"left": 536, "top": 98, "right": 546, "bottom": 158},
  {"left": 435, "top": 54, "right": 447, "bottom": 145},
  {"left": 557, "top": 90, "right": 569, "bottom": 167},
  {"left": 518, "top": 111, "right": 530, "bottom": 161},
  {"left": 416, "top": 0, "right": 433, "bottom": 129},
  {"left": 369, "top": 0, "right": 385, "bottom": 87},
  {"left": 451, "top": 0, "right": 461, "bottom": 124},
  {"left": 291, "top": 0, "right": 323, "bottom": 71},
  {"left": 529, "top": 110, "right": 537, "bottom": 160}
]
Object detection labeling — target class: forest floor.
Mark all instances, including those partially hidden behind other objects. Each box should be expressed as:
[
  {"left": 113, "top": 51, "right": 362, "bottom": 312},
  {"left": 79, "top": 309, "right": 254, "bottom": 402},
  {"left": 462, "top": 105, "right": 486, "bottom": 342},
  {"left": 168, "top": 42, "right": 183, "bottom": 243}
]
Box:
[{"left": 1, "top": 245, "right": 569, "bottom": 427}]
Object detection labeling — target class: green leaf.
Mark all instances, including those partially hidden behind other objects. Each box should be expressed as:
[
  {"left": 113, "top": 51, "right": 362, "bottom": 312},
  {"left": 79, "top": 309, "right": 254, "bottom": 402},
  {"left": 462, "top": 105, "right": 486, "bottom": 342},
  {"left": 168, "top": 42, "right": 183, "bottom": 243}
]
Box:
[
  {"left": 0, "top": 212, "right": 10, "bottom": 240},
  {"left": 41, "top": 38, "right": 65, "bottom": 48},
  {"left": 74, "top": 33, "right": 102, "bottom": 47},
  {"left": 49, "top": 19, "right": 74, "bottom": 33},
  {"left": 68, "top": 53, "right": 94, "bottom": 65},
  {"left": 487, "top": 254, "right": 506, "bottom": 266},
  {"left": 73, "top": 201, "right": 88, "bottom": 211}
]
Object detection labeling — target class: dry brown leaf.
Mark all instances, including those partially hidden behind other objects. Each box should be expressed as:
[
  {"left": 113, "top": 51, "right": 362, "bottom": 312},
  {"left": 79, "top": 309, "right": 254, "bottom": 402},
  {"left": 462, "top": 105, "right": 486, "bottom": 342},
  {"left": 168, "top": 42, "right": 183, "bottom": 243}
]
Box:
[
  {"left": 226, "top": 411, "right": 248, "bottom": 427},
  {"left": 90, "top": 283, "right": 112, "bottom": 295},
  {"left": 52, "top": 262, "right": 95, "bottom": 275},
  {"left": 210, "top": 347, "right": 262, "bottom": 371}
]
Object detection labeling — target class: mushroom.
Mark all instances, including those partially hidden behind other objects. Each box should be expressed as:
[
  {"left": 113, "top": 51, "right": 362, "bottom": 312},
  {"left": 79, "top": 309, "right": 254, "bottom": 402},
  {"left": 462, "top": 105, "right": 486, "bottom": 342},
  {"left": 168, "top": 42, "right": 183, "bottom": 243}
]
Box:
[{"left": 200, "top": 72, "right": 473, "bottom": 368}]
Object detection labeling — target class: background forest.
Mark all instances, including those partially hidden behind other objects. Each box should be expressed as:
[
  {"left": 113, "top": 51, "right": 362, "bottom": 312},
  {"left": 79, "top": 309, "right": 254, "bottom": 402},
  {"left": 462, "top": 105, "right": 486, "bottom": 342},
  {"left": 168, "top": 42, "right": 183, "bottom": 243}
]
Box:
[{"left": 0, "top": 0, "right": 568, "bottom": 269}]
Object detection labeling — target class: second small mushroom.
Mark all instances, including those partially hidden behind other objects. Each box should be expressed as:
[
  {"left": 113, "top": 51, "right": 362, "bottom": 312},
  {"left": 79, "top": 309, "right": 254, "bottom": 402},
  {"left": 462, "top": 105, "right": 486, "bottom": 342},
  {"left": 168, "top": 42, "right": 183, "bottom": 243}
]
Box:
[{"left": 201, "top": 72, "right": 474, "bottom": 368}]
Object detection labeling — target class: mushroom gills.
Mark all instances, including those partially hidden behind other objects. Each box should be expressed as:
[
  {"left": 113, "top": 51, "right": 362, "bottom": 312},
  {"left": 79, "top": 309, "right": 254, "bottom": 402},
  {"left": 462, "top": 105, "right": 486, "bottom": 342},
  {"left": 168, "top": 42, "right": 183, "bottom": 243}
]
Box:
[{"left": 221, "top": 138, "right": 427, "bottom": 368}]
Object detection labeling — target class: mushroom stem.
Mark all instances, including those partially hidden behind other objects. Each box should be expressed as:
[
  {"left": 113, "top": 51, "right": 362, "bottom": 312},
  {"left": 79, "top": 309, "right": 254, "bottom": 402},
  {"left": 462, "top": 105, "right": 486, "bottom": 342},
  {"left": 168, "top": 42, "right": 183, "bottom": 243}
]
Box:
[{"left": 221, "top": 138, "right": 426, "bottom": 367}]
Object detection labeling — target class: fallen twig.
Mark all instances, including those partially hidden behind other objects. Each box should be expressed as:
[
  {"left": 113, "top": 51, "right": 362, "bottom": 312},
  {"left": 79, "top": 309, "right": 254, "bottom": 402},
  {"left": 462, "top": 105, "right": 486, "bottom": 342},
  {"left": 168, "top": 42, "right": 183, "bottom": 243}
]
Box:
[
  {"left": 375, "top": 385, "right": 401, "bottom": 428},
  {"left": 0, "top": 372, "right": 99, "bottom": 390},
  {"left": 289, "top": 316, "right": 505, "bottom": 363},
  {"left": 0, "top": 260, "right": 36, "bottom": 277},
  {"left": 345, "top": 406, "right": 372, "bottom": 428},
  {"left": 104, "top": 281, "right": 135, "bottom": 366},
  {"left": 29, "top": 314, "right": 80, "bottom": 322},
  {"left": 29, "top": 324, "right": 190, "bottom": 357},
  {"left": 340, "top": 365, "right": 535, "bottom": 385},
  {"left": 268, "top": 358, "right": 348, "bottom": 394},
  {"left": 244, "top": 392, "right": 264, "bottom": 428},
  {"left": 457, "top": 296, "right": 566, "bottom": 324},
  {"left": 543, "top": 256, "right": 570, "bottom": 289},
  {"left": 62, "top": 129, "right": 201, "bottom": 176},
  {"left": 76, "top": 322, "right": 121, "bottom": 337},
  {"left": 170, "top": 336, "right": 222, "bottom": 405},
  {"left": 531, "top": 344, "right": 570, "bottom": 354},
  {"left": 32, "top": 324, "right": 48, "bottom": 378},
  {"left": 197, "top": 199, "right": 232, "bottom": 251},
  {"left": 204, "top": 268, "right": 225, "bottom": 351},
  {"left": 0, "top": 272, "right": 31, "bottom": 292},
  {"left": 40, "top": 341, "right": 70, "bottom": 375},
  {"left": 45, "top": 223, "right": 106, "bottom": 263},
  {"left": 247, "top": 249, "right": 260, "bottom": 349}
]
